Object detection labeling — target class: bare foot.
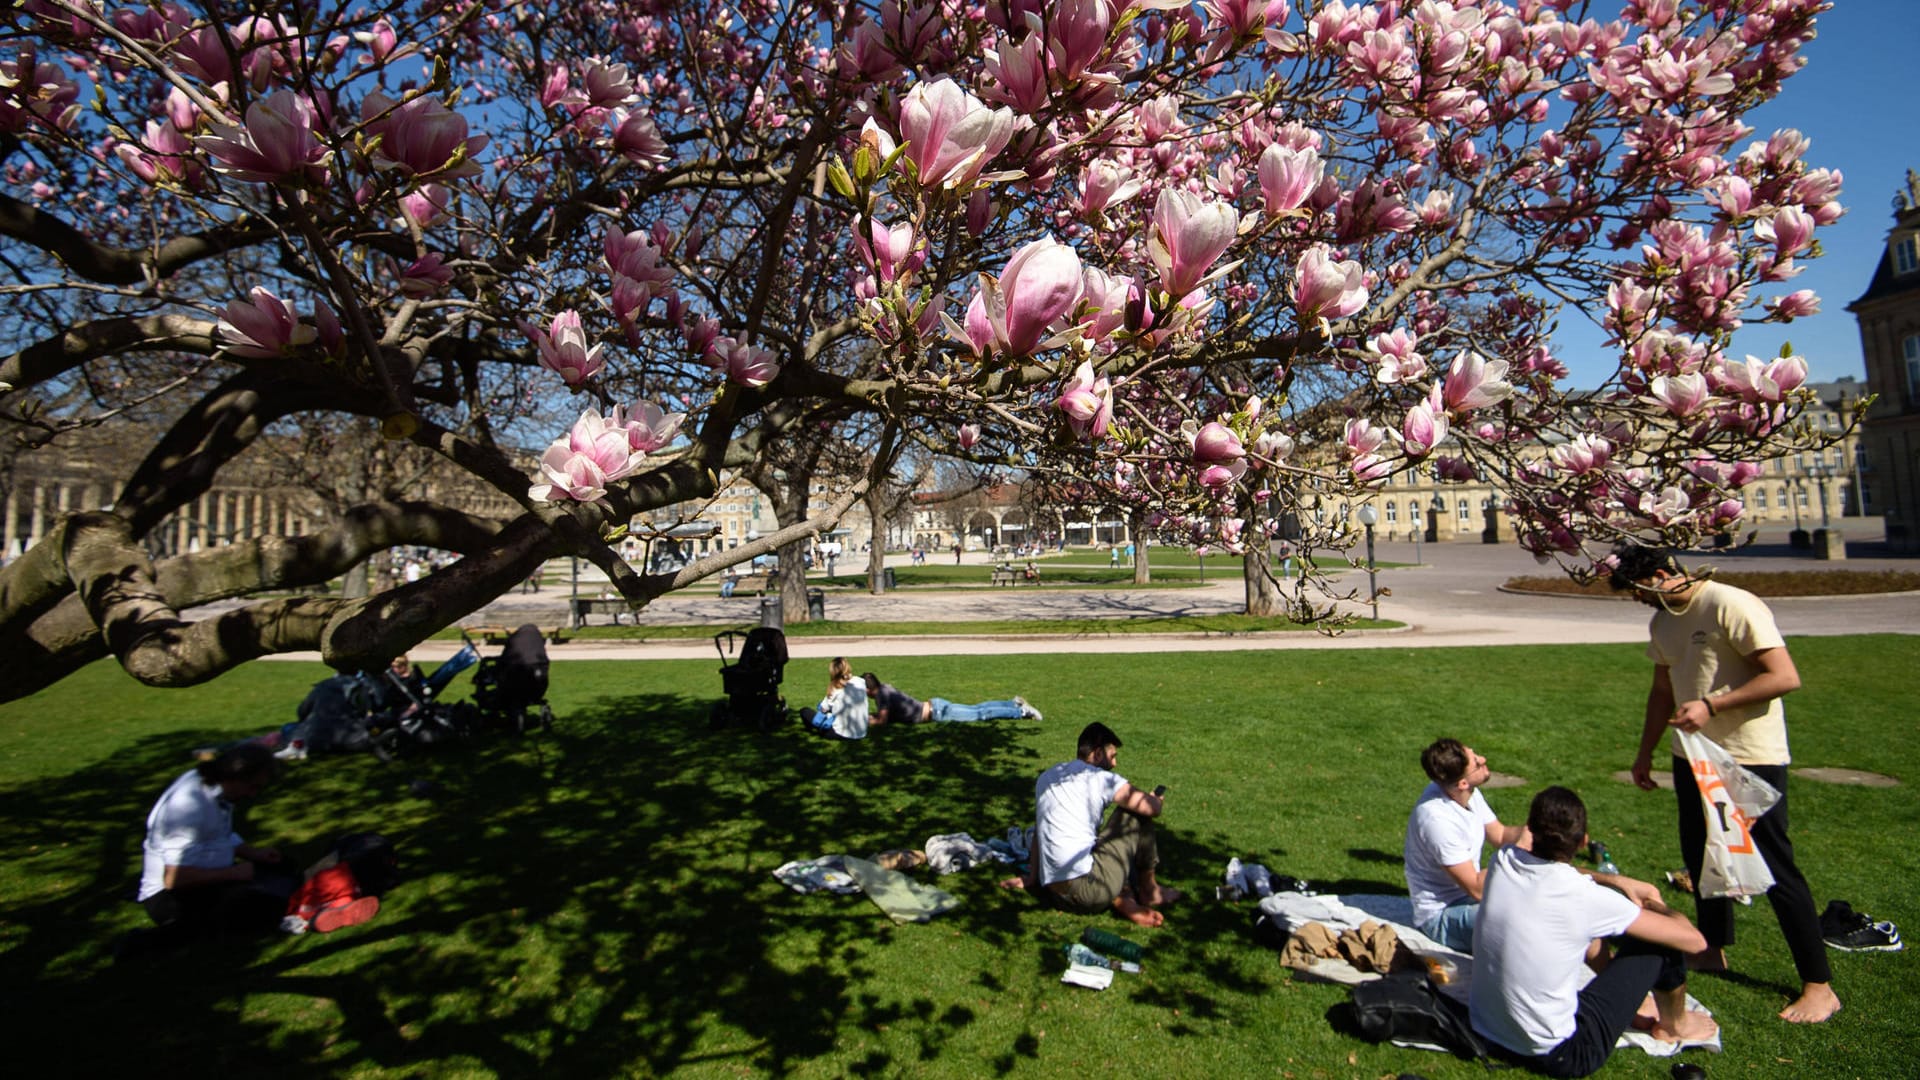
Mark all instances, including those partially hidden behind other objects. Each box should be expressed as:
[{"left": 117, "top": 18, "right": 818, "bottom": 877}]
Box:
[
  {"left": 1115, "top": 897, "right": 1165, "bottom": 927},
  {"left": 996, "top": 874, "right": 1031, "bottom": 891},
  {"left": 1780, "top": 983, "right": 1841, "bottom": 1024},
  {"left": 1686, "top": 946, "right": 1728, "bottom": 973},
  {"left": 1650, "top": 1011, "right": 1719, "bottom": 1045},
  {"left": 1630, "top": 992, "right": 1659, "bottom": 1031}
]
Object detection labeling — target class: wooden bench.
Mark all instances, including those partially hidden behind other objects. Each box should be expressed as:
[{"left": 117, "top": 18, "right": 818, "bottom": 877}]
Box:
[
  {"left": 569, "top": 597, "right": 635, "bottom": 628},
  {"left": 990, "top": 565, "right": 1017, "bottom": 587},
  {"left": 723, "top": 572, "right": 776, "bottom": 597}
]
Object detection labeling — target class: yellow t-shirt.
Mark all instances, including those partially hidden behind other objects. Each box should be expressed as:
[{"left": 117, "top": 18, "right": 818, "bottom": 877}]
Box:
[{"left": 1646, "top": 581, "right": 1791, "bottom": 765}]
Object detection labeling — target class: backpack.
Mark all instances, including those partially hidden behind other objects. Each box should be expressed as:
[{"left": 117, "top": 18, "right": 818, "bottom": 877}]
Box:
[
  {"left": 334, "top": 832, "right": 400, "bottom": 897},
  {"left": 1348, "top": 974, "right": 1490, "bottom": 1061}
]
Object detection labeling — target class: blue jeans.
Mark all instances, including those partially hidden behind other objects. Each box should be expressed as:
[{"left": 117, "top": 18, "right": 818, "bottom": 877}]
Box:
[
  {"left": 1418, "top": 900, "right": 1478, "bottom": 953},
  {"left": 928, "top": 698, "right": 1021, "bottom": 722}
]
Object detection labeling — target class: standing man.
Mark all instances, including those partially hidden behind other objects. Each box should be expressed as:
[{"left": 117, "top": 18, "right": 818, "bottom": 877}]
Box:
[
  {"left": 1000, "top": 722, "right": 1178, "bottom": 927},
  {"left": 1611, "top": 545, "right": 1838, "bottom": 1023},
  {"left": 1471, "top": 786, "right": 1718, "bottom": 1077},
  {"left": 1404, "top": 738, "right": 1528, "bottom": 952}
]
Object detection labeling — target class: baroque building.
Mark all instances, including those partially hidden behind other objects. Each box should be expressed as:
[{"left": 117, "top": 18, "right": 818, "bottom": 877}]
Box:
[{"left": 1847, "top": 170, "right": 1920, "bottom": 552}]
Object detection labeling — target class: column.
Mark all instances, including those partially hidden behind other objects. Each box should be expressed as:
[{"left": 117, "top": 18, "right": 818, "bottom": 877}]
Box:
[
  {"left": 28, "top": 481, "right": 46, "bottom": 547},
  {"left": 252, "top": 493, "right": 267, "bottom": 539},
  {"left": 3, "top": 484, "right": 16, "bottom": 556},
  {"left": 175, "top": 512, "right": 190, "bottom": 553}
]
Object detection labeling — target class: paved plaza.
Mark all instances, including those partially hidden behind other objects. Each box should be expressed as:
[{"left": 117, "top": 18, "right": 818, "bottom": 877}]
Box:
[{"left": 342, "top": 522, "right": 1918, "bottom": 663}]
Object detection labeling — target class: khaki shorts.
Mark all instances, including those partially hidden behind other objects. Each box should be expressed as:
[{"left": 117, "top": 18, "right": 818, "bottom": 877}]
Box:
[{"left": 1044, "top": 808, "right": 1157, "bottom": 913}]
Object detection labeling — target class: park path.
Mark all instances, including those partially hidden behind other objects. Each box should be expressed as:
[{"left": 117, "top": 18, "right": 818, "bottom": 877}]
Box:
[{"left": 266, "top": 523, "right": 1919, "bottom": 663}]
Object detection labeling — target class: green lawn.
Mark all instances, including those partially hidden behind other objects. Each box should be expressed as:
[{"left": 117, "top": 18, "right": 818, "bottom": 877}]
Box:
[
  {"left": 562, "top": 613, "right": 1396, "bottom": 641},
  {"left": 2, "top": 639, "right": 1913, "bottom": 1077}
]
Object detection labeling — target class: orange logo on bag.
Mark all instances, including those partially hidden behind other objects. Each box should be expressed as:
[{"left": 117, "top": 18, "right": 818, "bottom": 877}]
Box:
[{"left": 1691, "top": 758, "right": 1758, "bottom": 855}]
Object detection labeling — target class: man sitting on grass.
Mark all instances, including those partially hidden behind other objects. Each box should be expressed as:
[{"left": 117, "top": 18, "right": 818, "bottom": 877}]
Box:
[
  {"left": 998, "top": 722, "right": 1178, "bottom": 927},
  {"left": 1471, "top": 786, "right": 1717, "bottom": 1078},
  {"left": 1404, "top": 738, "right": 1528, "bottom": 952},
  {"left": 121, "top": 744, "right": 302, "bottom": 958}
]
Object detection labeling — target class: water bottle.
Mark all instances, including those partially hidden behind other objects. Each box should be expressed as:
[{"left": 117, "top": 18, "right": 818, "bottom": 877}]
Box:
[
  {"left": 1081, "top": 928, "right": 1145, "bottom": 963},
  {"left": 1590, "top": 841, "right": 1620, "bottom": 876}
]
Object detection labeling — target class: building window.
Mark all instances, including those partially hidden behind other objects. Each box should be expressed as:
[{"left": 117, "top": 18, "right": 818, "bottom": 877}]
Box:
[
  {"left": 1457, "top": 498, "right": 1470, "bottom": 520},
  {"left": 1797, "top": 487, "right": 1809, "bottom": 508},
  {"left": 1385, "top": 503, "right": 1399, "bottom": 523},
  {"left": 1906, "top": 334, "right": 1920, "bottom": 400},
  {"left": 1756, "top": 489, "right": 1768, "bottom": 510},
  {"left": 1862, "top": 481, "right": 1874, "bottom": 511},
  {"left": 1896, "top": 234, "right": 1920, "bottom": 276}
]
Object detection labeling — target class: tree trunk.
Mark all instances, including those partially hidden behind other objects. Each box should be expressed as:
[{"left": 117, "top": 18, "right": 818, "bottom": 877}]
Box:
[
  {"left": 342, "top": 559, "right": 370, "bottom": 599},
  {"left": 1130, "top": 509, "right": 1150, "bottom": 584},
  {"left": 1242, "top": 541, "right": 1284, "bottom": 616},
  {"left": 866, "top": 487, "right": 887, "bottom": 594}
]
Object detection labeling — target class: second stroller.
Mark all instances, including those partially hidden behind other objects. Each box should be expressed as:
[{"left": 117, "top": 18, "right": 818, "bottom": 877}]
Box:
[{"left": 471, "top": 624, "right": 554, "bottom": 734}]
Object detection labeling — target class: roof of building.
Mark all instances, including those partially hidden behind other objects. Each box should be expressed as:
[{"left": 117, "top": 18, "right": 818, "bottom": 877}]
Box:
[{"left": 1847, "top": 172, "right": 1920, "bottom": 311}]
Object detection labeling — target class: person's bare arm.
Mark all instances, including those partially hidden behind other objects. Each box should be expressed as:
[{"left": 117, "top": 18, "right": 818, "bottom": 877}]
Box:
[
  {"left": 1671, "top": 645, "right": 1801, "bottom": 733},
  {"left": 1624, "top": 905, "right": 1708, "bottom": 954},
  {"left": 1112, "top": 782, "right": 1163, "bottom": 817},
  {"left": 1584, "top": 870, "right": 1661, "bottom": 908},
  {"left": 1485, "top": 819, "right": 1527, "bottom": 847},
  {"left": 1442, "top": 859, "right": 1485, "bottom": 901},
  {"left": 1634, "top": 665, "right": 1676, "bottom": 790}
]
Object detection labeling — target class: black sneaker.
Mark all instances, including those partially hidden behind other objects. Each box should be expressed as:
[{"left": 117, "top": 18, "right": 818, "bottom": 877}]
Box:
[{"left": 1825, "top": 920, "right": 1904, "bottom": 952}]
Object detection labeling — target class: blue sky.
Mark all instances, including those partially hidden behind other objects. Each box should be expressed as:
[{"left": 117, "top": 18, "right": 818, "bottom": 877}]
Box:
[{"left": 1555, "top": 0, "right": 1920, "bottom": 389}]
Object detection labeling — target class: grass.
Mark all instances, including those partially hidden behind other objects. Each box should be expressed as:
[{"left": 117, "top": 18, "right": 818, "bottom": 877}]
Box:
[
  {"left": 2, "top": 639, "right": 1915, "bottom": 1077},
  {"left": 562, "top": 613, "right": 1397, "bottom": 641},
  {"left": 1506, "top": 570, "right": 1920, "bottom": 599}
]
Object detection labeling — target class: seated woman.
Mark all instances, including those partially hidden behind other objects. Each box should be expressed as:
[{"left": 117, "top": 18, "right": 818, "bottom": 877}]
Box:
[
  {"left": 1023, "top": 560, "right": 1041, "bottom": 582},
  {"left": 863, "top": 672, "right": 1044, "bottom": 726},
  {"left": 801, "top": 656, "right": 869, "bottom": 739}
]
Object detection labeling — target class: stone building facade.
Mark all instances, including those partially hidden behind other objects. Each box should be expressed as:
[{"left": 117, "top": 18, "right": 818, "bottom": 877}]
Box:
[{"left": 1847, "top": 170, "right": 1920, "bottom": 551}]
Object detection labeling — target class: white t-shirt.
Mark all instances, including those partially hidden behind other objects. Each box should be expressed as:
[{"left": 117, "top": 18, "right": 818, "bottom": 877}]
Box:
[
  {"left": 1034, "top": 759, "right": 1126, "bottom": 884},
  {"left": 1469, "top": 846, "right": 1642, "bottom": 1056},
  {"left": 1404, "top": 782, "right": 1499, "bottom": 927},
  {"left": 819, "top": 680, "right": 870, "bottom": 739},
  {"left": 138, "top": 767, "right": 243, "bottom": 901}
]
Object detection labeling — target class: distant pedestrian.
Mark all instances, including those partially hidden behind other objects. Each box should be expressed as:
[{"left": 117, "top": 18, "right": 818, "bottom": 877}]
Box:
[
  {"left": 1109, "top": 546, "right": 1119, "bottom": 567},
  {"left": 953, "top": 542, "right": 962, "bottom": 565}
]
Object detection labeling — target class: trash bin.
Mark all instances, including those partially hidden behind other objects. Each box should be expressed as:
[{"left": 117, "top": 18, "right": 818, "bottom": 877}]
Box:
[
  {"left": 806, "top": 588, "right": 826, "bottom": 621},
  {"left": 882, "top": 567, "right": 896, "bottom": 590},
  {"left": 759, "top": 595, "right": 783, "bottom": 630}
]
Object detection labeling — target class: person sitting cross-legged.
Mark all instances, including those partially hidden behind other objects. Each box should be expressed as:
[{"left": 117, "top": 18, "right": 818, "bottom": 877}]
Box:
[
  {"left": 998, "top": 722, "right": 1178, "bottom": 927},
  {"left": 1471, "top": 786, "right": 1718, "bottom": 1078}
]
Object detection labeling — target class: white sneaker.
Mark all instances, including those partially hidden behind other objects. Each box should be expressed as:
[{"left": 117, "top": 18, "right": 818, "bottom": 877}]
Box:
[
  {"left": 273, "top": 742, "right": 308, "bottom": 761},
  {"left": 1015, "top": 696, "right": 1043, "bottom": 721}
]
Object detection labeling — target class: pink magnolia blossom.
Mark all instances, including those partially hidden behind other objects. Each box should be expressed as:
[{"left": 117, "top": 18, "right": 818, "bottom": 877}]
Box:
[
  {"left": 198, "top": 90, "right": 333, "bottom": 185},
  {"left": 1055, "top": 360, "right": 1113, "bottom": 440},
  {"left": 313, "top": 297, "right": 344, "bottom": 356},
  {"left": 1754, "top": 205, "right": 1813, "bottom": 255},
  {"left": 957, "top": 423, "right": 981, "bottom": 449},
  {"left": 1256, "top": 143, "right": 1323, "bottom": 214},
  {"left": 1766, "top": 355, "right": 1808, "bottom": 394},
  {"left": 581, "top": 57, "right": 638, "bottom": 109},
  {"left": 1148, "top": 189, "right": 1240, "bottom": 300},
  {"left": 398, "top": 253, "right": 453, "bottom": 299},
  {"left": 528, "top": 407, "right": 645, "bottom": 502},
  {"left": 855, "top": 218, "right": 920, "bottom": 283},
  {"left": 978, "top": 236, "right": 1083, "bottom": 356},
  {"left": 1647, "top": 372, "right": 1709, "bottom": 417},
  {"left": 1192, "top": 422, "right": 1245, "bottom": 466},
  {"left": 1344, "top": 417, "right": 1387, "bottom": 458},
  {"left": 1077, "top": 266, "right": 1133, "bottom": 349},
  {"left": 1435, "top": 456, "right": 1475, "bottom": 482},
  {"left": 897, "top": 78, "right": 1016, "bottom": 191},
  {"left": 611, "top": 108, "right": 669, "bottom": 166},
  {"left": 1290, "top": 244, "right": 1367, "bottom": 321},
  {"left": 398, "top": 183, "right": 453, "bottom": 228},
  {"left": 684, "top": 315, "right": 721, "bottom": 359},
  {"left": 982, "top": 33, "right": 1049, "bottom": 114},
  {"left": 361, "top": 91, "right": 488, "bottom": 180},
  {"left": 1252, "top": 430, "right": 1295, "bottom": 463},
  {"left": 0, "top": 49, "right": 81, "bottom": 134},
  {"left": 1398, "top": 393, "right": 1449, "bottom": 458},
  {"left": 612, "top": 401, "right": 684, "bottom": 453},
  {"left": 1047, "top": 0, "right": 1112, "bottom": 80},
  {"left": 353, "top": 18, "right": 399, "bottom": 61},
  {"left": 1079, "top": 159, "right": 1144, "bottom": 218},
  {"left": 1709, "top": 498, "right": 1745, "bottom": 528},
  {"left": 114, "top": 119, "right": 203, "bottom": 188},
  {"left": 1441, "top": 351, "right": 1514, "bottom": 413},
  {"left": 1766, "top": 289, "right": 1820, "bottom": 320},
  {"left": 1550, "top": 434, "right": 1612, "bottom": 476},
  {"left": 1367, "top": 328, "right": 1425, "bottom": 384},
  {"left": 1351, "top": 453, "right": 1393, "bottom": 485},
  {"left": 520, "top": 310, "right": 604, "bottom": 388},
  {"left": 715, "top": 338, "right": 780, "bottom": 388},
  {"left": 1643, "top": 485, "right": 1693, "bottom": 526},
  {"left": 217, "top": 287, "right": 317, "bottom": 358},
  {"left": 1198, "top": 464, "right": 1244, "bottom": 491}
]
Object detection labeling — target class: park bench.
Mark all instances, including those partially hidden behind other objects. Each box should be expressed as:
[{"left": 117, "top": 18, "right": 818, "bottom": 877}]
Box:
[
  {"left": 568, "top": 597, "right": 636, "bottom": 628},
  {"left": 724, "top": 572, "right": 776, "bottom": 597},
  {"left": 990, "top": 565, "right": 1017, "bottom": 587},
  {"left": 472, "top": 625, "right": 569, "bottom": 646}
]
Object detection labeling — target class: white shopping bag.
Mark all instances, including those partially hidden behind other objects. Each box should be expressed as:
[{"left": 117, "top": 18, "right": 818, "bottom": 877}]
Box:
[{"left": 1676, "top": 730, "right": 1780, "bottom": 900}]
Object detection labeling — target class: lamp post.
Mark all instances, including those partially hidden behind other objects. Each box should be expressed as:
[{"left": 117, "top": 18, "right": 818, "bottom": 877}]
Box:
[
  {"left": 1809, "top": 463, "right": 1834, "bottom": 528},
  {"left": 1355, "top": 503, "right": 1379, "bottom": 621},
  {"left": 1410, "top": 507, "right": 1423, "bottom": 567}
]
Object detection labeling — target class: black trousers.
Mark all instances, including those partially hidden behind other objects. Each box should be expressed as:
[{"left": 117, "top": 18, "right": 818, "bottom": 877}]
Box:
[
  {"left": 1521, "top": 936, "right": 1687, "bottom": 1079},
  {"left": 1672, "top": 756, "right": 1832, "bottom": 985},
  {"left": 142, "top": 867, "right": 298, "bottom": 945}
]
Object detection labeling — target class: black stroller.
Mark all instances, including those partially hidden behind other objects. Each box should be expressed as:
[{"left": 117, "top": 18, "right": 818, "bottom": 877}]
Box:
[
  {"left": 470, "top": 624, "right": 554, "bottom": 734},
  {"left": 709, "top": 626, "right": 789, "bottom": 731}
]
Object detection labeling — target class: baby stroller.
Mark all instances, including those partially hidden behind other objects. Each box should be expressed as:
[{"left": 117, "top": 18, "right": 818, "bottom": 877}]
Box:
[
  {"left": 471, "top": 624, "right": 553, "bottom": 734},
  {"left": 709, "top": 626, "right": 788, "bottom": 731},
  {"left": 368, "top": 640, "right": 482, "bottom": 762}
]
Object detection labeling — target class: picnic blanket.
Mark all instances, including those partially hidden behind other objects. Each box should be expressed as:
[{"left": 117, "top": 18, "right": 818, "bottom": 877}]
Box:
[
  {"left": 843, "top": 856, "right": 960, "bottom": 923},
  {"left": 1256, "top": 892, "right": 1721, "bottom": 1060}
]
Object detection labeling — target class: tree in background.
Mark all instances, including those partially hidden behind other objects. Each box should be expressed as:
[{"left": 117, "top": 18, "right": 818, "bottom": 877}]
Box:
[{"left": 0, "top": 0, "right": 1848, "bottom": 700}]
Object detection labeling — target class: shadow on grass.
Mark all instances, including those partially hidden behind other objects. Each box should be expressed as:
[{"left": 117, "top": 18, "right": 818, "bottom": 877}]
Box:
[{"left": 0, "top": 690, "right": 1069, "bottom": 1075}]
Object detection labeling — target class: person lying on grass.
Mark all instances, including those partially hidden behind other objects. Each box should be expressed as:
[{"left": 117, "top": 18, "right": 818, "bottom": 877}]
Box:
[
  {"left": 1470, "top": 785, "right": 1718, "bottom": 1078},
  {"left": 997, "top": 722, "right": 1180, "bottom": 927},
  {"left": 861, "top": 672, "right": 1044, "bottom": 727}
]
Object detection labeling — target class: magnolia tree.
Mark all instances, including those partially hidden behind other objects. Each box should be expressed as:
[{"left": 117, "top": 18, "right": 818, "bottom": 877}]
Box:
[{"left": 0, "top": 0, "right": 1849, "bottom": 701}]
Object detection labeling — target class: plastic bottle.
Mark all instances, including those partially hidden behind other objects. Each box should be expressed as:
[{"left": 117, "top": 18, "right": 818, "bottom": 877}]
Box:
[
  {"left": 1063, "top": 942, "right": 1141, "bottom": 973},
  {"left": 1590, "top": 841, "right": 1620, "bottom": 876},
  {"left": 1081, "top": 928, "right": 1145, "bottom": 962}
]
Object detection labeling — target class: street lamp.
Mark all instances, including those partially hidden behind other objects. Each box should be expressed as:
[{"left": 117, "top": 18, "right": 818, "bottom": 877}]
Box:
[
  {"left": 1355, "top": 503, "right": 1379, "bottom": 621},
  {"left": 1410, "top": 507, "right": 1423, "bottom": 567},
  {"left": 1809, "top": 463, "right": 1834, "bottom": 528}
]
